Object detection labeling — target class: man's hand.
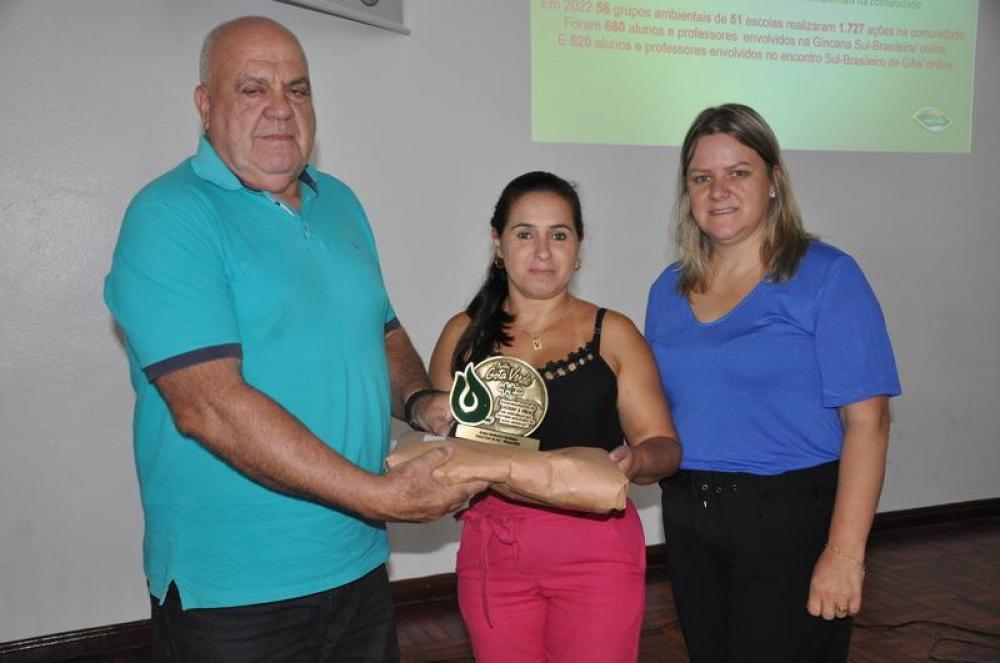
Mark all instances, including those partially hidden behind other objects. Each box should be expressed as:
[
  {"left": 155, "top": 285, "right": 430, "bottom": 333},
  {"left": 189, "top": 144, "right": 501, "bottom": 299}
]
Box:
[
  {"left": 374, "top": 445, "right": 487, "bottom": 522},
  {"left": 410, "top": 391, "right": 453, "bottom": 437}
]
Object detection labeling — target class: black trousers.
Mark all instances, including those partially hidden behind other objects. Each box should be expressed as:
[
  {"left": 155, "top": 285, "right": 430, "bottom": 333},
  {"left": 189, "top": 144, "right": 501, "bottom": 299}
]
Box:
[
  {"left": 150, "top": 565, "right": 399, "bottom": 663},
  {"left": 662, "top": 461, "right": 852, "bottom": 663}
]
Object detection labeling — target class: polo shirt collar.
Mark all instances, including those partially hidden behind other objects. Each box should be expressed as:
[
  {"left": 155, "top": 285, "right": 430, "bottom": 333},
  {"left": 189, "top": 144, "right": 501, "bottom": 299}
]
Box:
[
  {"left": 191, "top": 135, "right": 318, "bottom": 194},
  {"left": 299, "top": 166, "right": 319, "bottom": 193}
]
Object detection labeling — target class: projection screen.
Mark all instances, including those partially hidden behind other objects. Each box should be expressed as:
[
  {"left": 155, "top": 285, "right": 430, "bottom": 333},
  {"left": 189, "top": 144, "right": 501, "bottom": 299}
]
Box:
[{"left": 531, "top": 0, "right": 978, "bottom": 152}]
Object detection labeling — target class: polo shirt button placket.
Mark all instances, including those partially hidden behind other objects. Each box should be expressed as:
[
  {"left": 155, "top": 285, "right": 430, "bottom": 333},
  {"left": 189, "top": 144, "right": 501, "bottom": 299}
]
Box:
[{"left": 264, "top": 192, "right": 310, "bottom": 239}]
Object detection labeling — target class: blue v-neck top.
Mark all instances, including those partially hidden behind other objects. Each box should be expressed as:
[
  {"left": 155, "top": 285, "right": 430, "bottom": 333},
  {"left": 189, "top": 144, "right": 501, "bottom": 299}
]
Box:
[{"left": 645, "top": 241, "right": 900, "bottom": 475}]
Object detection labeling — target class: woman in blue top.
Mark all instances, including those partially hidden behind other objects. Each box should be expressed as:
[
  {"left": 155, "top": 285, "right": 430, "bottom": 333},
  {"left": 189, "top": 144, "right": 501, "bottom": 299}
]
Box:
[{"left": 645, "top": 104, "right": 900, "bottom": 663}]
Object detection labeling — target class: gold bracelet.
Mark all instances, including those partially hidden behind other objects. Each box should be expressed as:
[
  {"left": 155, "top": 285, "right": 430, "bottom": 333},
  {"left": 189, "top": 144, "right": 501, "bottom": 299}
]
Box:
[{"left": 825, "top": 543, "right": 867, "bottom": 576}]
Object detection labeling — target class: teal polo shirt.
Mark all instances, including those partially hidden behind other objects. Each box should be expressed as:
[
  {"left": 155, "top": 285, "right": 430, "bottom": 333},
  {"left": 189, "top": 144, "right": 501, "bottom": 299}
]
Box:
[{"left": 105, "top": 137, "right": 395, "bottom": 608}]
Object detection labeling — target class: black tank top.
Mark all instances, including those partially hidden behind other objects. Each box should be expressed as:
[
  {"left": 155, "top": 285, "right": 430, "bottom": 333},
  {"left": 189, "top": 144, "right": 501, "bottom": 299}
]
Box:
[{"left": 525, "top": 308, "right": 625, "bottom": 452}]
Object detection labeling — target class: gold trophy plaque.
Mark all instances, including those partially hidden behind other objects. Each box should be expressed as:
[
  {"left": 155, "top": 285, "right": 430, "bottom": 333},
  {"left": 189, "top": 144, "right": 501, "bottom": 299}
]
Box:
[{"left": 449, "top": 356, "right": 548, "bottom": 451}]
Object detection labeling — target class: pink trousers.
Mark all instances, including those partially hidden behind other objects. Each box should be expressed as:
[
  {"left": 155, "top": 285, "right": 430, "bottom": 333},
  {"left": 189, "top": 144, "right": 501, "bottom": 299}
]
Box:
[{"left": 456, "top": 493, "right": 646, "bottom": 663}]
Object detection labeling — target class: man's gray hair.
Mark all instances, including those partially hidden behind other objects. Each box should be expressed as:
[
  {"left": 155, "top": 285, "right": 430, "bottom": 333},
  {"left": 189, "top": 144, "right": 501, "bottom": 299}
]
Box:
[{"left": 199, "top": 16, "right": 300, "bottom": 84}]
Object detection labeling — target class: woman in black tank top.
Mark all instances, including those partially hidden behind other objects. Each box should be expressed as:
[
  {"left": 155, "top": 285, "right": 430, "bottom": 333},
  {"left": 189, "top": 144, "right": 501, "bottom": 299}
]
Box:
[{"left": 429, "top": 171, "right": 681, "bottom": 663}]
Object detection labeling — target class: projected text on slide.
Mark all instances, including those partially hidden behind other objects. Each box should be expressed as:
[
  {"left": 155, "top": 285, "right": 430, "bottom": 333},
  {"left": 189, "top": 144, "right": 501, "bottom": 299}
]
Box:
[{"left": 531, "top": 0, "right": 978, "bottom": 152}]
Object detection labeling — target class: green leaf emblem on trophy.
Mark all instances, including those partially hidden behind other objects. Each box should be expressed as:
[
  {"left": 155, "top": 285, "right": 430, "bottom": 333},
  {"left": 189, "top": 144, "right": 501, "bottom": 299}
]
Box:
[{"left": 451, "top": 363, "right": 493, "bottom": 426}]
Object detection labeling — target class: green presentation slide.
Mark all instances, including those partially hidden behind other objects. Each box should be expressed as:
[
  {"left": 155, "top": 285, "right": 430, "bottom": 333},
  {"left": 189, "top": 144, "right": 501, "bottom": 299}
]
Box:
[{"left": 531, "top": 0, "right": 978, "bottom": 152}]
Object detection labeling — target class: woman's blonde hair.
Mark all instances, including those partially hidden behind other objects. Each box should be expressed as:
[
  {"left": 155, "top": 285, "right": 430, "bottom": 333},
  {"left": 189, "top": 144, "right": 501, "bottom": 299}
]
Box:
[{"left": 673, "top": 104, "right": 813, "bottom": 295}]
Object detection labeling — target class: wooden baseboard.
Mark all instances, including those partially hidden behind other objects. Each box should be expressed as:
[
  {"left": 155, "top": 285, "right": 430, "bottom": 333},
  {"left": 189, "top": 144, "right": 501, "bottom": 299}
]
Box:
[
  {"left": 391, "top": 572, "right": 457, "bottom": 607},
  {"left": 0, "top": 620, "right": 150, "bottom": 663},
  {"left": 870, "top": 496, "right": 1000, "bottom": 532},
  {"left": 2, "top": 497, "right": 996, "bottom": 662}
]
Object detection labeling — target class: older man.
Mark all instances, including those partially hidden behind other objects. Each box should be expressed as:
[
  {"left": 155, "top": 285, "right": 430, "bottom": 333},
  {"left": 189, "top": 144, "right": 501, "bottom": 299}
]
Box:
[{"left": 104, "top": 16, "right": 484, "bottom": 662}]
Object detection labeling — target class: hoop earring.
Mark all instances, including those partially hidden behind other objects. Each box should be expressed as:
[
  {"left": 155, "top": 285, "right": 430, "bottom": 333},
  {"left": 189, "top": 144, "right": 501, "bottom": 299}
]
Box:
[
  {"left": 494, "top": 255, "right": 505, "bottom": 269},
  {"left": 574, "top": 258, "right": 582, "bottom": 271}
]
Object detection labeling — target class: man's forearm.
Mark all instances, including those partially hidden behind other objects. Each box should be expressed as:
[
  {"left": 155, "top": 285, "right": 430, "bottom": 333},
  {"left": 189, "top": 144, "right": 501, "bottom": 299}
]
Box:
[
  {"left": 158, "top": 359, "right": 387, "bottom": 520},
  {"left": 158, "top": 356, "right": 483, "bottom": 522},
  {"left": 385, "top": 326, "right": 433, "bottom": 420}
]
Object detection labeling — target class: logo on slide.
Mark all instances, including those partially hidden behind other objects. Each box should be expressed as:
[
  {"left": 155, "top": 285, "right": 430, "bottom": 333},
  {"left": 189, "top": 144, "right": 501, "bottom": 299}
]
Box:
[{"left": 912, "top": 107, "right": 952, "bottom": 133}]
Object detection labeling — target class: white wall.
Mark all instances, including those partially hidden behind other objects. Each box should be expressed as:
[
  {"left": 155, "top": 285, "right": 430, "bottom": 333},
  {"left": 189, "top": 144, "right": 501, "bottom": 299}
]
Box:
[{"left": 1, "top": 0, "right": 997, "bottom": 643}]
